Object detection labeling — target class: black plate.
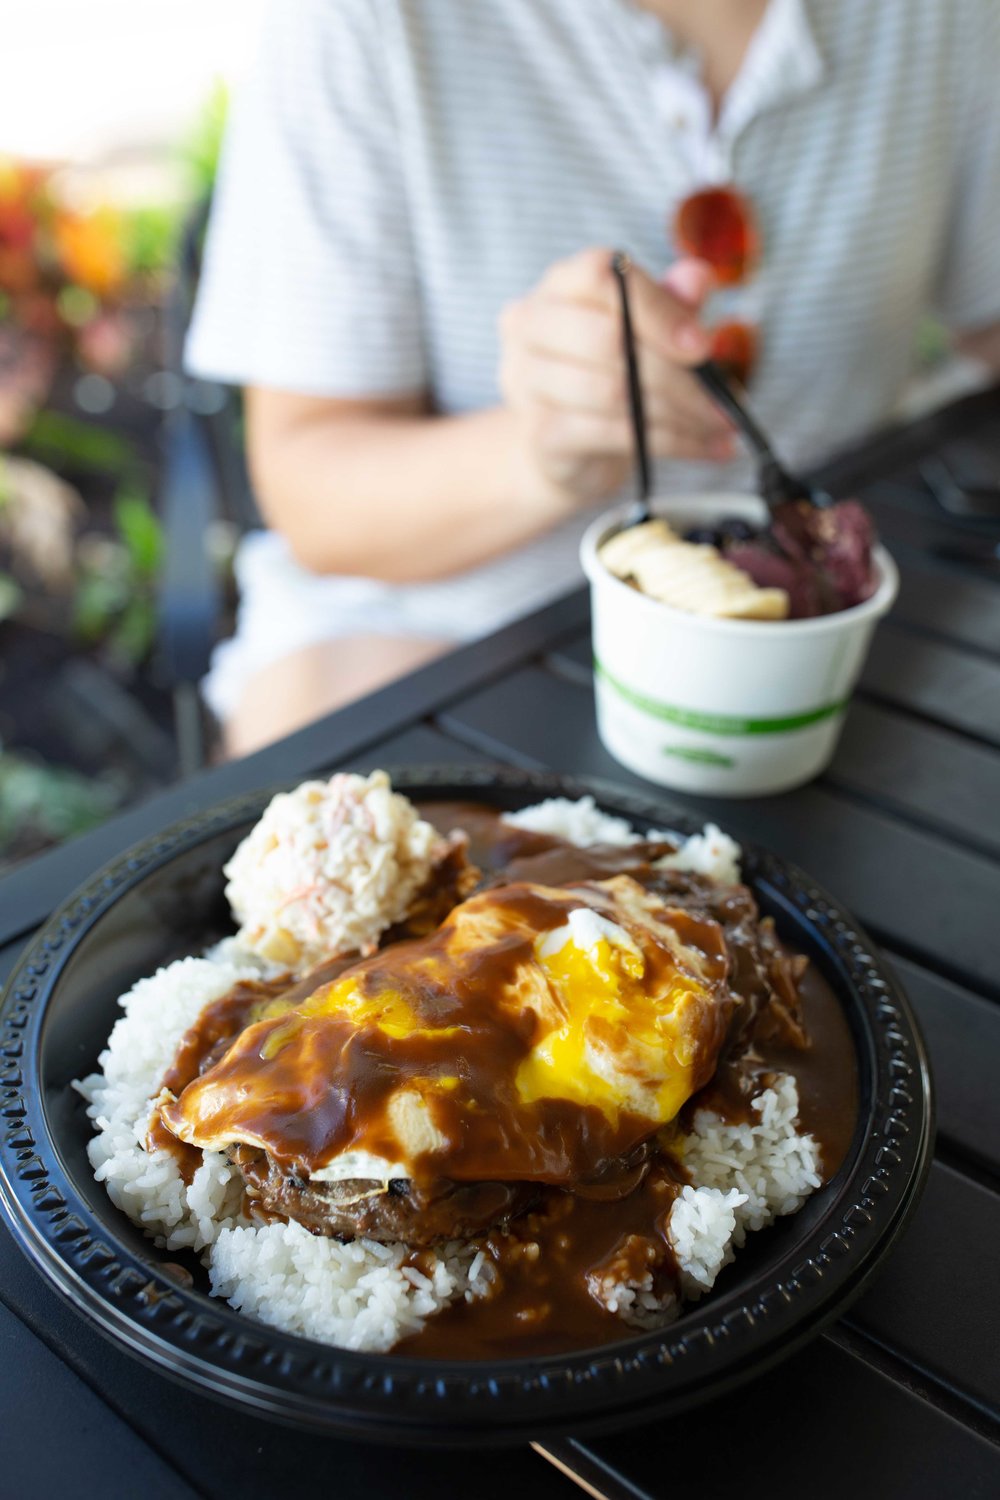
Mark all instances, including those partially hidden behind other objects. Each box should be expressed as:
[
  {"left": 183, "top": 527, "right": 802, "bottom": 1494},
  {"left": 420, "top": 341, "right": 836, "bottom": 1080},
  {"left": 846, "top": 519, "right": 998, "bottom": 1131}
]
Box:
[{"left": 0, "top": 766, "right": 933, "bottom": 1445}]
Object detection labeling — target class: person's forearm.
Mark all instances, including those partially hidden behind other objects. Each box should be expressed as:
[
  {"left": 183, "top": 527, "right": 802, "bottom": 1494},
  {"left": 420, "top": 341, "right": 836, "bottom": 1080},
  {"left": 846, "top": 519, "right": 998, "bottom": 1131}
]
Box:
[
  {"left": 247, "top": 399, "right": 573, "bottom": 583},
  {"left": 954, "top": 321, "right": 1000, "bottom": 374}
]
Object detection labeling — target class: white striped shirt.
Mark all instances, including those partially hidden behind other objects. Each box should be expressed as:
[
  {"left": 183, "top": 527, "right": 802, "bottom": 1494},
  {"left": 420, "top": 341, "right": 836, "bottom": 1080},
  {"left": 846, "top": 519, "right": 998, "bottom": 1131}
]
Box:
[{"left": 187, "top": 0, "right": 1000, "bottom": 718}]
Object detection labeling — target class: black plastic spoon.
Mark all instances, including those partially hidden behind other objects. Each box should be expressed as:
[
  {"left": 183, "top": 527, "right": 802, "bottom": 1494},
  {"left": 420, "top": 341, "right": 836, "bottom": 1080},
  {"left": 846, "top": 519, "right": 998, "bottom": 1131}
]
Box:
[
  {"left": 693, "top": 359, "right": 832, "bottom": 511},
  {"left": 610, "top": 251, "right": 652, "bottom": 525}
]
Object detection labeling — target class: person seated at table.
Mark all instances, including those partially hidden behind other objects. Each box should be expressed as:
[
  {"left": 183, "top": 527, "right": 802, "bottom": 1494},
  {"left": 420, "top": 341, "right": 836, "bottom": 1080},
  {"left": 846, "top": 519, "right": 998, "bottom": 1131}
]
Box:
[{"left": 187, "top": 0, "right": 1000, "bottom": 757}]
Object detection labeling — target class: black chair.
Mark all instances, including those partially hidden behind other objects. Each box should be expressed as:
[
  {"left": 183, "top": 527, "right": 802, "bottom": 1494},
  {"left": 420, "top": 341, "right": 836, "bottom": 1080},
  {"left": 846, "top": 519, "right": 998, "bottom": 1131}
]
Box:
[{"left": 156, "top": 199, "right": 259, "bottom": 775}]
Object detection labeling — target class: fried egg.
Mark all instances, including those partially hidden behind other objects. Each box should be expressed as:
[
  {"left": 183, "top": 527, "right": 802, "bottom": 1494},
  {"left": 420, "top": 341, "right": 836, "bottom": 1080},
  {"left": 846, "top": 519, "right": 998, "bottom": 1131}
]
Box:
[{"left": 160, "top": 876, "right": 733, "bottom": 1188}]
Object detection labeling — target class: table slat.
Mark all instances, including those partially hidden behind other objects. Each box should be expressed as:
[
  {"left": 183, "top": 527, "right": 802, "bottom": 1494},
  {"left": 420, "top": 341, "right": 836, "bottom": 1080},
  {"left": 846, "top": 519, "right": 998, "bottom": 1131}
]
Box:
[
  {"left": 861, "top": 478, "right": 1000, "bottom": 561},
  {"left": 0, "top": 1299, "right": 196, "bottom": 1500},
  {"left": 812, "top": 386, "right": 999, "bottom": 499},
  {"left": 861, "top": 624, "right": 1000, "bottom": 746},
  {"left": 350, "top": 722, "right": 498, "bottom": 776},
  {"left": 847, "top": 1164, "right": 1000, "bottom": 1419},
  {"left": 885, "top": 955, "right": 1000, "bottom": 1174},
  {"left": 827, "top": 702, "right": 1000, "bottom": 858},
  {"left": 892, "top": 562, "right": 1000, "bottom": 658},
  {"left": 558, "top": 1336, "right": 1000, "bottom": 1500},
  {"left": 865, "top": 465, "right": 1000, "bottom": 534}
]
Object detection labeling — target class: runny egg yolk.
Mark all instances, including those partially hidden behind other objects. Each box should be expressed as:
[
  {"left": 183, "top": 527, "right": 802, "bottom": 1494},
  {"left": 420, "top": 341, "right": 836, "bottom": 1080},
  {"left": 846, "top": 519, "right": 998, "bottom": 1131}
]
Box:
[
  {"left": 515, "top": 921, "right": 710, "bottom": 1127},
  {"left": 258, "top": 980, "right": 439, "bottom": 1059},
  {"left": 255, "top": 904, "right": 712, "bottom": 1134}
]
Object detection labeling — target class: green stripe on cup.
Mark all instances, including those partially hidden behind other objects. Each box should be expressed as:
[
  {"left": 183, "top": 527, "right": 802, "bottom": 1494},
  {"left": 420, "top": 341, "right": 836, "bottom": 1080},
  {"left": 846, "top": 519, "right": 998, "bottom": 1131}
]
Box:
[
  {"left": 661, "top": 745, "right": 736, "bottom": 767},
  {"left": 594, "top": 658, "right": 847, "bottom": 736}
]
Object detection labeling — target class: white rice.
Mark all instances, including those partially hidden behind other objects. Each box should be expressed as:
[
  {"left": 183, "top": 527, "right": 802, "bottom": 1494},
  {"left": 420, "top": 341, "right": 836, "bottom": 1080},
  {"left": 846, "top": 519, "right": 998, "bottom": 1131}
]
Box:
[
  {"left": 503, "top": 795, "right": 644, "bottom": 849},
  {"left": 209, "top": 1224, "right": 493, "bottom": 1354},
  {"left": 669, "top": 1186, "right": 749, "bottom": 1298},
  {"left": 75, "top": 956, "right": 261, "bottom": 1254},
  {"left": 76, "top": 797, "right": 820, "bottom": 1351},
  {"left": 656, "top": 824, "right": 742, "bottom": 887},
  {"left": 502, "top": 797, "right": 742, "bottom": 886},
  {"left": 682, "top": 1074, "right": 823, "bottom": 1241},
  {"left": 582, "top": 1081, "right": 824, "bottom": 1330}
]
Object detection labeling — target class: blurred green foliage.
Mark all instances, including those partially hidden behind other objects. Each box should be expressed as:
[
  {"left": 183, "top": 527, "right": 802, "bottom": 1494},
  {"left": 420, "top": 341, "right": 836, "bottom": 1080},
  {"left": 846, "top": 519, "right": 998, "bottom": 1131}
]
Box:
[
  {"left": 22, "top": 408, "right": 138, "bottom": 474},
  {"left": 124, "top": 202, "right": 182, "bottom": 278},
  {"left": 180, "top": 80, "right": 229, "bottom": 204},
  {"left": 72, "top": 478, "right": 164, "bottom": 667},
  {"left": 0, "top": 571, "right": 24, "bottom": 622},
  {"left": 13, "top": 408, "right": 164, "bottom": 668},
  {"left": 114, "top": 482, "right": 163, "bottom": 577},
  {"left": 0, "top": 83, "right": 232, "bottom": 869},
  {"left": 915, "top": 317, "right": 951, "bottom": 368},
  {"left": 0, "top": 751, "right": 121, "bottom": 867}
]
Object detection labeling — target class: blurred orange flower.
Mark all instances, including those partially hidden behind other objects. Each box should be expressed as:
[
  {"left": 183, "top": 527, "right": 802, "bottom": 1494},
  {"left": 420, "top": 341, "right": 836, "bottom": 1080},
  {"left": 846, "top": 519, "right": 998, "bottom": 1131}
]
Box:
[
  {"left": 0, "top": 153, "right": 178, "bottom": 425},
  {"left": 0, "top": 161, "right": 45, "bottom": 293},
  {"left": 0, "top": 163, "right": 42, "bottom": 245},
  {"left": 0, "top": 246, "right": 38, "bottom": 294},
  {"left": 53, "top": 207, "right": 127, "bottom": 297}
]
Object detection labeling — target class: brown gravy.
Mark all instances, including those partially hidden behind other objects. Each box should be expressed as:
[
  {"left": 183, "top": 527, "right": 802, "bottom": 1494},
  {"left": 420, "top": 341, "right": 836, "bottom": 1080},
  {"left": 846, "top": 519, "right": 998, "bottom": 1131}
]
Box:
[
  {"left": 145, "top": 958, "right": 357, "bottom": 1182},
  {"left": 149, "top": 800, "right": 858, "bottom": 1357},
  {"left": 423, "top": 804, "right": 858, "bottom": 1178},
  {"left": 399, "top": 1158, "right": 687, "bottom": 1360}
]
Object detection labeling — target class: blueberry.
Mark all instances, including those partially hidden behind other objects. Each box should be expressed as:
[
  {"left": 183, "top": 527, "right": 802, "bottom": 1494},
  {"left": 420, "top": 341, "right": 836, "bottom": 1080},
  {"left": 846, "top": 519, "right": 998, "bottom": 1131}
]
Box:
[
  {"left": 718, "top": 517, "right": 757, "bottom": 543},
  {"left": 685, "top": 526, "right": 723, "bottom": 547}
]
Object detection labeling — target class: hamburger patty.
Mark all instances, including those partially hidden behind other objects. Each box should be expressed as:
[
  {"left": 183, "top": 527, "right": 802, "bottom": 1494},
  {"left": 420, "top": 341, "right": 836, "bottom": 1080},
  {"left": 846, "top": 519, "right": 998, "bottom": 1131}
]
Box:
[{"left": 230, "top": 1144, "right": 540, "bottom": 1244}]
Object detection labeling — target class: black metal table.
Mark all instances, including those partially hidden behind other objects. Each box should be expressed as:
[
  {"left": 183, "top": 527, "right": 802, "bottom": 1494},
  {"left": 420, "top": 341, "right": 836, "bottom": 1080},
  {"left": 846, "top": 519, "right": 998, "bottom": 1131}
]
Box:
[{"left": 3, "top": 390, "right": 1000, "bottom": 1499}]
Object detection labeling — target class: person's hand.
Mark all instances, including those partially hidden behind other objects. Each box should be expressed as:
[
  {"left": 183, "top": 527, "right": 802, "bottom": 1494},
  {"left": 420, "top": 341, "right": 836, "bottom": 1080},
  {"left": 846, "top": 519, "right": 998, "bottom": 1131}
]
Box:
[{"left": 498, "top": 248, "right": 737, "bottom": 507}]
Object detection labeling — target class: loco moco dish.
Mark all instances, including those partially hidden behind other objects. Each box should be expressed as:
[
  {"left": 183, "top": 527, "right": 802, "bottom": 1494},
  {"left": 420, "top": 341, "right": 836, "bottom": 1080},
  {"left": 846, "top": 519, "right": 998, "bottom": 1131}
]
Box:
[{"left": 78, "top": 772, "right": 856, "bottom": 1357}]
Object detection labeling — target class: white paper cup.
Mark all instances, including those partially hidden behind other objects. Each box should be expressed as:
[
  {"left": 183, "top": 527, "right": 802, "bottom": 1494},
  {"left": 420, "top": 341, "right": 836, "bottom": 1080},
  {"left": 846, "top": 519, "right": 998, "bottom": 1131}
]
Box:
[{"left": 580, "top": 495, "right": 899, "bottom": 797}]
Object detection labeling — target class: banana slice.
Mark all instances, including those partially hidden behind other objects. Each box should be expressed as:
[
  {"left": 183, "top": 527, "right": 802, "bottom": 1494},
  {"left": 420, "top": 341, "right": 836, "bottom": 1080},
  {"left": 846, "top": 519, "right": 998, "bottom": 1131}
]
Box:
[{"left": 601, "top": 519, "right": 788, "bottom": 621}]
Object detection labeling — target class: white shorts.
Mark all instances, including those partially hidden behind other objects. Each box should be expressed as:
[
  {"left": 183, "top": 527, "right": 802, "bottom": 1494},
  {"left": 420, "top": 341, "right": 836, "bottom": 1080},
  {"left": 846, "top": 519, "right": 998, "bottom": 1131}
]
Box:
[{"left": 201, "top": 510, "right": 600, "bottom": 722}]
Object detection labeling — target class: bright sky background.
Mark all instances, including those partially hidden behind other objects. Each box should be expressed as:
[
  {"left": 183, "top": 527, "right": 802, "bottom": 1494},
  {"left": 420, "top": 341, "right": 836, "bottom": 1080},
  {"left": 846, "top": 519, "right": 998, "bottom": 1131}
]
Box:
[{"left": 0, "top": 0, "right": 266, "bottom": 162}]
